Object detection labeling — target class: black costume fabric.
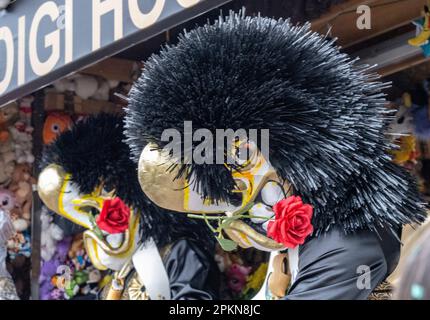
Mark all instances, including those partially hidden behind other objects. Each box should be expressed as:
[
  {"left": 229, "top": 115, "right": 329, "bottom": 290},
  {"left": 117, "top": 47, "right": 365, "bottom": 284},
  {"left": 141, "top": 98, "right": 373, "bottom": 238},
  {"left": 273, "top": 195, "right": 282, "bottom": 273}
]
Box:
[
  {"left": 124, "top": 12, "right": 426, "bottom": 237},
  {"left": 286, "top": 226, "right": 400, "bottom": 299},
  {"left": 165, "top": 239, "right": 220, "bottom": 300}
]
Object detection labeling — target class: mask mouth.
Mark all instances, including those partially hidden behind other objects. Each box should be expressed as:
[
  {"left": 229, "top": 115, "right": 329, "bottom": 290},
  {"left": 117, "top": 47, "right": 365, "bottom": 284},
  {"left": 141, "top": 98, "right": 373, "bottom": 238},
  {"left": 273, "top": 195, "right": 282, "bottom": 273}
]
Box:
[
  {"left": 38, "top": 164, "right": 139, "bottom": 270},
  {"left": 242, "top": 217, "right": 271, "bottom": 235}
]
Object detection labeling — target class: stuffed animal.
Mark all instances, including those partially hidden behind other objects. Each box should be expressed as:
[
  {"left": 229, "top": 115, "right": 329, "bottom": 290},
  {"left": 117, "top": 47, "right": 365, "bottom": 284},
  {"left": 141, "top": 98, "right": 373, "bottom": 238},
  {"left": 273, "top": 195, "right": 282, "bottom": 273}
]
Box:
[
  {"left": 39, "top": 237, "right": 72, "bottom": 300},
  {"left": 0, "top": 0, "right": 14, "bottom": 10},
  {"left": 387, "top": 93, "right": 414, "bottom": 136},
  {"left": 8, "top": 164, "right": 34, "bottom": 225},
  {"left": 0, "top": 188, "right": 28, "bottom": 232},
  {"left": 0, "top": 208, "right": 19, "bottom": 300},
  {"left": 53, "top": 75, "right": 117, "bottom": 101},
  {"left": 390, "top": 136, "right": 418, "bottom": 165},
  {"left": 409, "top": 5, "right": 430, "bottom": 47},
  {"left": 18, "top": 96, "right": 33, "bottom": 125},
  {"left": 40, "top": 207, "right": 64, "bottom": 261},
  {"left": 9, "top": 121, "right": 34, "bottom": 164},
  {"left": 226, "top": 263, "right": 252, "bottom": 294},
  {"left": 80, "top": 267, "right": 101, "bottom": 296},
  {"left": 0, "top": 102, "right": 19, "bottom": 142},
  {"left": 0, "top": 189, "right": 15, "bottom": 212},
  {"left": 0, "top": 138, "right": 16, "bottom": 186},
  {"left": 6, "top": 232, "right": 26, "bottom": 257},
  {"left": 43, "top": 113, "right": 73, "bottom": 145},
  {"left": 68, "top": 233, "right": 85, "bottom": 260}
]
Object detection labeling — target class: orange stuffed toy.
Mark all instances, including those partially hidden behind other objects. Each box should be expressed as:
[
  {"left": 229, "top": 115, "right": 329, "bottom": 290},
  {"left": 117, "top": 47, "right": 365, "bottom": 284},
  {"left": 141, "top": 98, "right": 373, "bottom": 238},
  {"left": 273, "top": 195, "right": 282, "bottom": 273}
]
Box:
[{"left": 43, "top": 113, "right": 73, "bottom": 145}]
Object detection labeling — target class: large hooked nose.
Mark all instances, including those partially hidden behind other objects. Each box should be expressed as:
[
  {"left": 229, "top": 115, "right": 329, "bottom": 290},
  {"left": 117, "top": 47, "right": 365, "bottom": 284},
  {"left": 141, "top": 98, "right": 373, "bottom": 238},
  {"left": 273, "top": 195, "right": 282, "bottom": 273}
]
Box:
[
  {"left": 37, "top": 164, "right": 66, "bottom": 214},
  {"left": 138, "top": 143, "right": 187, "bottom": 212},
  {"left": 37, "top": 164, "right": 92, "bottom": 228},
  {"left": 138, "top": 143, "right": 239, "bottom": 214}
]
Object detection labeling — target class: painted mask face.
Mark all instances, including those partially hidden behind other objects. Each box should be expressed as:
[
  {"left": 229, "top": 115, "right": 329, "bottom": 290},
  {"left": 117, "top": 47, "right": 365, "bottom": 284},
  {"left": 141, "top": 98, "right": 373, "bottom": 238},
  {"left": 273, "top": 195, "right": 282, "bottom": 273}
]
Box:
[
  {"left": 137, "top": 141, "right": 289, "bottom": 252},
  {"left": 37, "top": 164, "right": 140, "bottom": 270}
]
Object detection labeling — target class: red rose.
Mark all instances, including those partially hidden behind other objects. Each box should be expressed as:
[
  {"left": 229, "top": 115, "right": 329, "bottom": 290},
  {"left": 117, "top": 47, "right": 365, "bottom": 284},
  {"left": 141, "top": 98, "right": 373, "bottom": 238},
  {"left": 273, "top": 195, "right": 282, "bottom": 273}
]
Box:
[
  {"left": 96, "top": 198, "right": 130, "bottom": 234},
  {"left": 267, "top": 196, "right": 313, "bottom": 248}
]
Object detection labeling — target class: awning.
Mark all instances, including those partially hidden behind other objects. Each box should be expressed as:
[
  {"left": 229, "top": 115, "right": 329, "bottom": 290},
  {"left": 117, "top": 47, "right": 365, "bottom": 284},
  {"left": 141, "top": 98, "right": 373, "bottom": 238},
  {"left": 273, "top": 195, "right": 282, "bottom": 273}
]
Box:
[{"left": 0, "top": 0, "right": 231, "bottom": 107}]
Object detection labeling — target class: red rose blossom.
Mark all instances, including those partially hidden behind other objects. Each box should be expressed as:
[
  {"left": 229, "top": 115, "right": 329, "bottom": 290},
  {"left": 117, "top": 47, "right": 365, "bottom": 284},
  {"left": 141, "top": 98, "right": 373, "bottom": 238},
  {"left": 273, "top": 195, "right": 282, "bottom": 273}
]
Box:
[
  {"left": 267, "top": 196, "right": 313, "bottom": 248},
  {"left": 96, "top": 197, "right": 130, "bottom": 234}
]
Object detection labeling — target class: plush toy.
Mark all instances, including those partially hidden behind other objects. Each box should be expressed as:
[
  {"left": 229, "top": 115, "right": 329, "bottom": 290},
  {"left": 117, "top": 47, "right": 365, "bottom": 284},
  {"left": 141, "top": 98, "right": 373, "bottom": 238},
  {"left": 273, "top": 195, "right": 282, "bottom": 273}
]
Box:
[
  {"left": 0, "top": 0, "right": 14, "bottom": 10},
  {"left": 0, "top": 138, "right": 16, "bottom": 186},
  {"left": 0, "top": 102, "right": 19, "bottom": 142},
  {"left": 68, "top": 233, "right": 85, "bottom": 260},
  {"left": 226, "top": 263, "right": 252, "bottom": 294},
  {"left": 9, "top": 164, "right": 34, "bottom": 226},
  {"left": 390, "top": 136, "right": 418, "bottom": 165},
  {"left": 18, "top": 96, "right": 33, "bottom": 125},
  {"left": 53, "top": 75, "right": 117, "bottom": 101},
  {"left": 409, "top": 5, "right": 430, "bottom": 47},
  {"left": 43, "top": 113, "right": 73, "bottom": 145},
  {"left": 0, "top": 208, "right": 19, "bottom": 300},
  {"left": 0, "top": 189, "right": 15, "bottom": 212},
  {"left": 0, "top": 188, "right": 29, "bottom": 232},
  {"left": 388, "top": 93, "right": 414, "bottom": 136},
  {"left": 40, "top": 207, "right": 64, "bottom": 262},
  {"left": 9, "top": 121, "right": 34, "bottom": 164},
  {"left": 6, "top": 231, "right": 26, "bottom": 258},
  {"left": 39, "top": 237, "right": 72, "bottom": 300},
  {"left": 80, "top": 267, "right": 102, "bottom": 296}
]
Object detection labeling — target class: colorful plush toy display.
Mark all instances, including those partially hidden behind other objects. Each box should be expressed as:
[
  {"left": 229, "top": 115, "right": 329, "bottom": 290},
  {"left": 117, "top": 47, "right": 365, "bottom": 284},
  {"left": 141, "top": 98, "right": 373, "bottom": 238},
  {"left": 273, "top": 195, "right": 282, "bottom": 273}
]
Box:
[
  {"left": 42, "top": 113, "right": 73, "bottom": 145},
  {"left": 0, "top": 95, "right": 34, "bottom": 299},
  {"left": 39, "top": 231, "right": 105, "bottom": 300}
]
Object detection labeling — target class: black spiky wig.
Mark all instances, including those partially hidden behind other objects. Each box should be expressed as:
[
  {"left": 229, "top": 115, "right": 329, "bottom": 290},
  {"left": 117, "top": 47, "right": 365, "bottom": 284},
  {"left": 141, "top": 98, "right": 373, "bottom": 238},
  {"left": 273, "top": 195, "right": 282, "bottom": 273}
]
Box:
[
  {"left": 124, "top": 12, "right": 426, "bottom": 236},
  {"left": 40, "top": 113, "right": 214, "bottom": 248}
]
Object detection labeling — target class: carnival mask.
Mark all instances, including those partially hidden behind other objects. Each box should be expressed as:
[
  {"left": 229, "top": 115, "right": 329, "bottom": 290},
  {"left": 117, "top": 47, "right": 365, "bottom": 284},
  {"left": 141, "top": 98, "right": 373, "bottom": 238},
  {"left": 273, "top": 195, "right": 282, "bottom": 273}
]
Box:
[
  {"left": 137, "top": 141, "right": 289, "bottom": 252},
  {"left": 38, "top": 164, "right": 140, "bottom": 270}
]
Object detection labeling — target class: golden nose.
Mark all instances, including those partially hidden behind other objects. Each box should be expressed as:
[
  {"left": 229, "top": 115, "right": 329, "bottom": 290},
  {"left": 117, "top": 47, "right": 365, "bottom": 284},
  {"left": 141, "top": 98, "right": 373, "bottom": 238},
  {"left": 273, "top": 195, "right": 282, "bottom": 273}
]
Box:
[
  {"left": 138, "top": 143, "right": 186, "bottom": 212},
  {"left": 37, "top": 164, "right": 66, "bottom": 214}
]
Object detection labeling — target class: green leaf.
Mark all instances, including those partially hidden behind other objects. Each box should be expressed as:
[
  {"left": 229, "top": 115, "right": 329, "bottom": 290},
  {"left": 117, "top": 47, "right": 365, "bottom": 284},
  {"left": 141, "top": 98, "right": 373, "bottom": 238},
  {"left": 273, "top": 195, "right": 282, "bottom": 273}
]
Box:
[{"left": 217, "top": 237, "right": 237, "bottom": 251}]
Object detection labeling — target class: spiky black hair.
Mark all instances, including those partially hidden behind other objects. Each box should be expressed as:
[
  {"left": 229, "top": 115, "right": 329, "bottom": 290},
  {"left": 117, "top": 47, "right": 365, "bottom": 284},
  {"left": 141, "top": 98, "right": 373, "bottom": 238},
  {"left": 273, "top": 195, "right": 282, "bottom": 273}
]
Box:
[
  {"left": 41, "top": 113, "right": 214, "bottom": 248},
  {"left": 124, "top": 12, "right": 426, "bottom": 235}
]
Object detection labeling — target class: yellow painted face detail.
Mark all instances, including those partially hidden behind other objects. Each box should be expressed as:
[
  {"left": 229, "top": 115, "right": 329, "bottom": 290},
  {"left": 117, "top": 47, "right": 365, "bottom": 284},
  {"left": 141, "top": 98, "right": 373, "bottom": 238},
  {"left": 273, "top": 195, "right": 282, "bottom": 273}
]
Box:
[{"left": 84, "top": 212, "right": 141, "bottom": 271}]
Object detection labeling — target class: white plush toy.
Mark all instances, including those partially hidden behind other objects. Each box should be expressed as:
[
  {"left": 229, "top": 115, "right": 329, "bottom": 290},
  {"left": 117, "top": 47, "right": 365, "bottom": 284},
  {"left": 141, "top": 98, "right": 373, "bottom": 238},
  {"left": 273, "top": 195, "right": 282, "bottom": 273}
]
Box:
[
  {"left": 9, "top": 121, "right": 34, "bottom": 164},
  {"left": 0, "top": 0, "right": 13, "bottom": 10},
  {"left": 53, "top": 74, "right": 116, "bottom": 101},
  {"left": 40, "top": 207, "right": 64, "bottom": 262}
]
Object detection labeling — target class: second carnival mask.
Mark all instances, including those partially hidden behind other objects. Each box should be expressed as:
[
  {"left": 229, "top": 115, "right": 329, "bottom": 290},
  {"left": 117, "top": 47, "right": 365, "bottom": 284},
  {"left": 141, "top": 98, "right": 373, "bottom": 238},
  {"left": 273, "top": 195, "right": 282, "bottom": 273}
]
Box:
[{"left": 38, "top": 114, "right": 142, "bottom": 270}]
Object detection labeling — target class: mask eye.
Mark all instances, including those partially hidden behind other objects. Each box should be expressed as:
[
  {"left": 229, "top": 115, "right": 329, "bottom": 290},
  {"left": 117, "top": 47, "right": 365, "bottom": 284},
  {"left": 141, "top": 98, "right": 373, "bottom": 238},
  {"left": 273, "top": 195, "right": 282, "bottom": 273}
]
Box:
[{"left": 233, "top": 141, "right": 257, "bottom": 168}]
